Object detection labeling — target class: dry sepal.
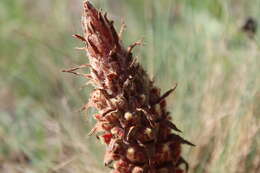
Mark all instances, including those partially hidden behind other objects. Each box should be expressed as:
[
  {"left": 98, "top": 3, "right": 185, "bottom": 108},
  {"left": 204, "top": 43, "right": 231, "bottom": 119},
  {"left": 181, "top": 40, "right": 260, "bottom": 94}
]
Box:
[{"left": 64, "top": 1, "right": 194, "bottom": 173}]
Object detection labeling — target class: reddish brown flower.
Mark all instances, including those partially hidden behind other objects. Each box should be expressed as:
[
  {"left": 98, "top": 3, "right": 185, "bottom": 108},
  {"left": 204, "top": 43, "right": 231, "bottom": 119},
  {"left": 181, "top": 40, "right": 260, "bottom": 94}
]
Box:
[{"left": 65, "top": 1, "right": 194, "bottom": 172}]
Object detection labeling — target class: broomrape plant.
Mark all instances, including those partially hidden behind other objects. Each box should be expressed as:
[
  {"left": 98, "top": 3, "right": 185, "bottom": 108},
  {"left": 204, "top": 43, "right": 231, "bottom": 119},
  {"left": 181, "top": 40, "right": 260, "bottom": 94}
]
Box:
[{"left": 64, "top": 1, "right": 194, "bottom": 173}]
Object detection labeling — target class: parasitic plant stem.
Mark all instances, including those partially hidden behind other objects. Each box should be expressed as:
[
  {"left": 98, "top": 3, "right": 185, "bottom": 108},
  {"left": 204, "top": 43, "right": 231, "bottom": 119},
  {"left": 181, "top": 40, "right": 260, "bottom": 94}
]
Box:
[{"left": 65, "top": 1, "right": 194, "bottom": 173}]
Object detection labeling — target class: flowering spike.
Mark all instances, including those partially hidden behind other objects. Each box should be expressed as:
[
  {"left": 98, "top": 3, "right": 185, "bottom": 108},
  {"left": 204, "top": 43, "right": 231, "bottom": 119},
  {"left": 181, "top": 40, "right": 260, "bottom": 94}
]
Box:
[{"left": 65, "top": 1, "right": 193, "bottom": 172}]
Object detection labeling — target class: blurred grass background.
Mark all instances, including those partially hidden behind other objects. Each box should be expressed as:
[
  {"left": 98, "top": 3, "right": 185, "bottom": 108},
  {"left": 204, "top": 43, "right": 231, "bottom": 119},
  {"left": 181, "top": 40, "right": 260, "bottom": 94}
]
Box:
[{"left": 0, "top": 0, "right": 259, "bottom": 173}]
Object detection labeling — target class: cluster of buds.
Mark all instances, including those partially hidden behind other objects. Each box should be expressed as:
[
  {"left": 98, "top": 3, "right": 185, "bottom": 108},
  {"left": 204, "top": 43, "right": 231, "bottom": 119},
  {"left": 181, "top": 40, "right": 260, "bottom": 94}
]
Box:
[{"left": 64, "top": 1, "right": 194, "bottom": 173}]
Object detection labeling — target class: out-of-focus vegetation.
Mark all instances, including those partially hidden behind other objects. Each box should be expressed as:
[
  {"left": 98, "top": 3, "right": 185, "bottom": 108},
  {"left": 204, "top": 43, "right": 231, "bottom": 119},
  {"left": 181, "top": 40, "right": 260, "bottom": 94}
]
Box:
[{"left": 0, "top": 0, "right": 259, "bottom": 173}]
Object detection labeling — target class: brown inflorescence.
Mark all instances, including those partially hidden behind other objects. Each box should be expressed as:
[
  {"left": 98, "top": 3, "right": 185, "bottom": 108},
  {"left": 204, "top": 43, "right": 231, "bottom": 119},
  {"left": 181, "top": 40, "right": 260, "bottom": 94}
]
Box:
[{"left": 65, "top": 1, "right": 194, "bottom": 173}]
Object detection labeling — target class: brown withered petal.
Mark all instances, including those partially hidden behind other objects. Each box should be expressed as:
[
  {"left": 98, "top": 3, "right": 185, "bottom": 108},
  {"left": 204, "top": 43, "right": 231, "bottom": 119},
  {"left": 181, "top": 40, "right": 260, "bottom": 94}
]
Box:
[{"left": 65, "top": 1, "right": 194, "bottom": 172}]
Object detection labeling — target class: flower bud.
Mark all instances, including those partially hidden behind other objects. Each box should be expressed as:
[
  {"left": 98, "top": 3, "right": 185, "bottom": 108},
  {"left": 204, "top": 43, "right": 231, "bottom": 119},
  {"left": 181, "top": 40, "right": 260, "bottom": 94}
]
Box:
[
  {"left": 137, "top": 127, "right": 155, "bottom": 144},
  {"left": 124, "top": 112, "right": 133, "bottom": 121},
  {"left": 126, "top": 146, "right": 146, "bottom": 163}
]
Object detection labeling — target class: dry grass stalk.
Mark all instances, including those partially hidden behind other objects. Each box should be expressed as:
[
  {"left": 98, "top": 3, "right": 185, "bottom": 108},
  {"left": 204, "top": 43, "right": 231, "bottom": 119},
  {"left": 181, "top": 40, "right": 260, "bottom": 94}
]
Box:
[{"left": 65, "top": 1, "right": 194, "bottom": 172}]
